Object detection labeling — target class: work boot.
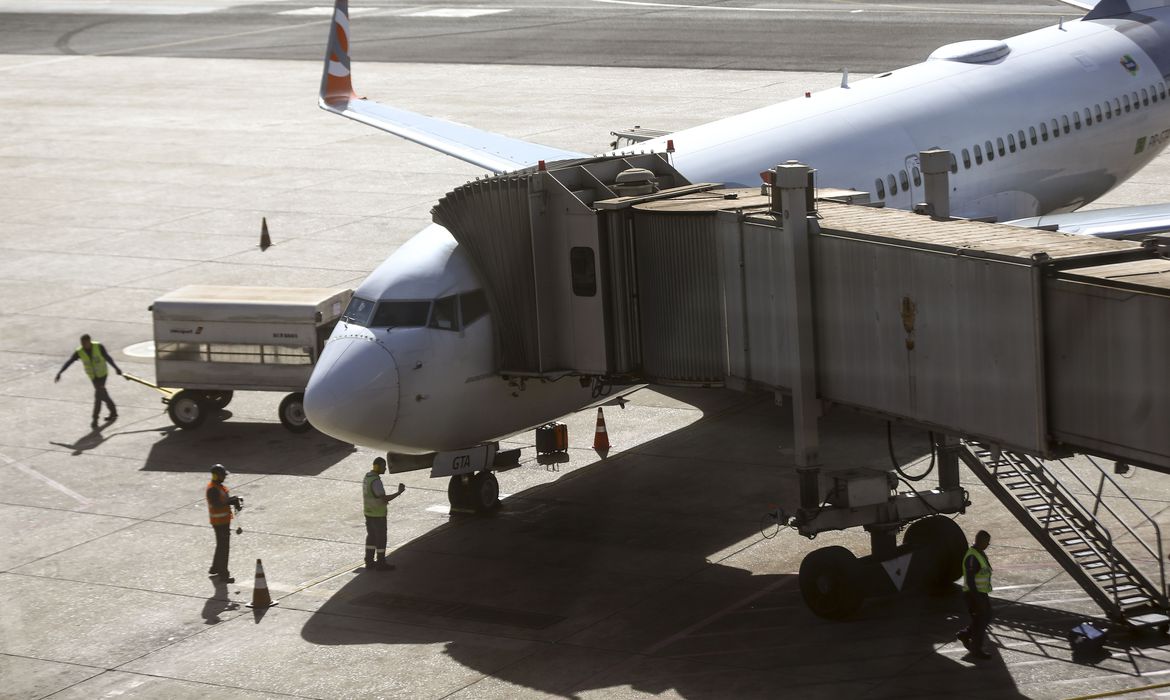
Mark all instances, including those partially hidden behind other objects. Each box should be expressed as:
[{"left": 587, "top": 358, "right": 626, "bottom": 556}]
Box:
[
  {"left": 956, "top": 631, "right": 972, "bottom": 651},
  {"left": 106, "top": 413, "right": 117, "bottom": 423},
  {"left": 364, "top": 560, "right": 376, "bottom": 571}
]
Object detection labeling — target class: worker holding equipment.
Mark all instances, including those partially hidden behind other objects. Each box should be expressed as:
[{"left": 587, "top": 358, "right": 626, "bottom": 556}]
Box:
[
  {"left": 957, "top": 530, "right": 994, "bottom": 660},
  {"left": 207, "top": 464, "right": 242, "bottom": 583},
  {"left": 363, "top": 457, "right": 405, "bottom": 571},
  {"left": 55, "top": 333, "right": 122, "bottom": 430}
]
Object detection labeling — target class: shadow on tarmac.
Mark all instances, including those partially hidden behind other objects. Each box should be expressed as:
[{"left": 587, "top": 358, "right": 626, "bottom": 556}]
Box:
[
  {"left": 139, "top": 410, "right": 354, "bottom": 476},
  {"left": 292, "top": 389, "right": 1051, "bottom": 697}
]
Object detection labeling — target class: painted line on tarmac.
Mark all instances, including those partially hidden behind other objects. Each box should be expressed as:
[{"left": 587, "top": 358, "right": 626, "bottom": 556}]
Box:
[
  {"left": 590, "top": 0, "right": 1065, "bottom": 16},
  {"left": 0, "top": 451, "right": 91, "bottom": 507}
]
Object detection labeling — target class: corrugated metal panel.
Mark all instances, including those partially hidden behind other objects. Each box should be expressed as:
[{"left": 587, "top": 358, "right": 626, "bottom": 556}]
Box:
[
  {"left": 634, "top": 211, "right": 726, "bottom": 383},
  {"left": 1046, "top": 275, "right": 1170, "bottom": 468}
]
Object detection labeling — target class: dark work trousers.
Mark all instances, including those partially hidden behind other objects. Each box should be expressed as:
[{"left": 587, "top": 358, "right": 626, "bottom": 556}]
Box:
[
  {"left": 91, "top": 375, "right": 116, "bottom": 421},
  {"left": 962, "top": 591, "right": 994, "bottom": 651},
  {"left": 365, "top": 516, "right": 387, "bottom": 563},
  {"left": 211, "top": 523, "right": 231, "bottom": 575}
]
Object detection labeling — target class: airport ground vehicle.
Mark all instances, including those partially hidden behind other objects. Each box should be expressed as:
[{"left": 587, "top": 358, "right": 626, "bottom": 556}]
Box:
[{"left": 145, "top": 285, "right": 352, "bottom": 432}]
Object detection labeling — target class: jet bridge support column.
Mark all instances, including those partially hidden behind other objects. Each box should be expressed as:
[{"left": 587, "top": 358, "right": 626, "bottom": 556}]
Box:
[
  {"left": 919, "top": 148, "right": 952, "bottom": 221},
  {"left": 772, "top": 163, "right": 823, "bottom": 510}
]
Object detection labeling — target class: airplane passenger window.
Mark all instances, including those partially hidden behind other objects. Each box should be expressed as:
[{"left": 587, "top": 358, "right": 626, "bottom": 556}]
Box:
[
  {"left": 1113, "top": 97, "right": 1121, "bottom": 115},
  {"left": 429, "top": 295, "right": 458, "bottom": 331},
  {"left": 342, "top": 297, "right": 376, "bottom": 327},
  {"left": 1008, "top": 134, "right": 1017, "bottom": 153},
  {"left": 1123, "top": 95, "right": 1131, "bottom": 113},
  {"left": 974, "top": 145, "right": 983, "bottom": 164},
  {"left": 996, "top": 137, "right": 1005, "bottom": 156},
  {"left": 900, "top": 169, "right": 910, "bottom": 190},
  {"left": 460, "top": 290, "right": 488, "bottom": 326},
  {"left": 985, "top": 140, "right": 994, "bottom": 161},
  {"left": 912, "top": 167, "right": 921, "bottom": 187},
  {"left": 1082, "top": 108, "right": 1090, "bottom": 126},
  {"left": 1095, "top": 104, "right": 1103, "bottom": 121},
  {"left": 1105, "top": 101, "right": 1113, "bottom": 118},
  {"left": 1142, "top": 88, "right": 1149, "bottom": 106},
  {"left": 1051, "top": 119, "right": 1061, "bottom": 137},
  {"left": 1017, "top": 130, "right": 1027, "bottom": 150},
  {"left": 1061, "top": 115, "right": 1070, "bottom": 134},
  {"left": 1132, "top": 91, "right": 1140, "bottom": 108},
  {"left": 1073, "top": 112, "right": 1082, "bottom": 129},
  {"left": 570, "top": 246, "right": 597, "bottom": 297},
  {"left": 1040, "top": 123, "right": 1049, "bottom": 141},
  {"left": 888, "top": 174, "right": 898, "bottom": 195},
  {"left": 1029, "top": 127, "right": 1038, "bottom": 145},
  {"left": 371, "top": 300, "right": 430, "bottom": 328},
  {"left": 949, "top": 154, "right": 958, "bottom": 173},
  {"left": 1150, "top": 86, "right": 1157, "bottom": 103},
  {"left": 874, "top": 178, "right": 885, "bottom": 199},
  {"left": 1160, "top": 82, "right": 1166, "bottom": 99},
  {"left": 962, "top": 148, "right": 971, "bottom": 169}
]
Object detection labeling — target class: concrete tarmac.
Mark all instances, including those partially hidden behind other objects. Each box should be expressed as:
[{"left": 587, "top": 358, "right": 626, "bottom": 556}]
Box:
[{"left": 3, "top": 4, "right": 1170, "bottom": 700}]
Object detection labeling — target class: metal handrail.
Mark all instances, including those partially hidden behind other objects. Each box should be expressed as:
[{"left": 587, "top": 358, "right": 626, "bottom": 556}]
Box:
[{"left": 1057, "top": 456, "right": 1167, "bottom": 603}]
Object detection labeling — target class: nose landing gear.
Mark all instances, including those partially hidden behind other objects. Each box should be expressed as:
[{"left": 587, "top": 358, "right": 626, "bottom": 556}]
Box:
[{"left": 448, "top": 471, "right": 500, "bottom": 514}]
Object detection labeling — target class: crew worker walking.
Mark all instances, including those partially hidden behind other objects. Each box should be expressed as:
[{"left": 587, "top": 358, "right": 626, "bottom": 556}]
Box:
[
  {"left": 957, "top": 529, "right": 994, "bottom": 660},
  {"left": 363, "top": 457, "right": 404, "bottom": 571},
  {"left": 55, "top": 334, "right": 123, "bottom": 430},
  {"left": 207, "top": 464, "right": 242, "bottom": 583}
]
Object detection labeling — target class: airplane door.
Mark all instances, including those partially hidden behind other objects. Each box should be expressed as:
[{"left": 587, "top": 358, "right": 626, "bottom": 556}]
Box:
[{"left": 904, "top": 154, "right": 922, "bottom": 206}]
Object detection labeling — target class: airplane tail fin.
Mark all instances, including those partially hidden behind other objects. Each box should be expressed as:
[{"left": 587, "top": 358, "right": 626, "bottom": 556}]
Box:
[
  {"left": 320, "top": 0, "right": 356, "bottom": 105},
  {"left": 1085, "top": 0, "right": 1170, "bottom": 19},
  {"left": 317, "top": 0, "right": 588, "bottom": 173}
]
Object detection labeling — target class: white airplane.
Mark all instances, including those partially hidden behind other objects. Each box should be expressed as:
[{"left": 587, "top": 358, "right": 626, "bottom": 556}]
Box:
[{"left": 304, "top": 0, "right": 1170, "bottom": 508}]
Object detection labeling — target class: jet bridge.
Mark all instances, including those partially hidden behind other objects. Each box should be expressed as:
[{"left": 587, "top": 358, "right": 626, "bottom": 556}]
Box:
[{"left": 431, "top": 154, "right": 1170, "bottom": 628}]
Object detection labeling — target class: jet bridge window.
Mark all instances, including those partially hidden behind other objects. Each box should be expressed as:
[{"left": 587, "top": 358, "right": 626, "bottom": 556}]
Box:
[
  {"left": 371, "top": 300, "right": 430, "bottom": 328},
  {"left": 973, "top": 145, "right": 983, "bottom": 165},
  {"left": 874, "top": 178, "right": 886, "bottom": 199},
  {"left": 570, "top": 246, "right": 597, "bottom": 297},
  {"left": 428, "top": 295, "right": 458, "bottom": 331},
  {"left": 961, "top": 148, "right": 971, "bottom": 169},
  {"left": 996, "top": 137, "right": 1006, "bottom": 156},
  {"left": 342, "top": 297, "right": 376, "bottom": 327},
  {"left": 460, "top": 290, "right": 488, "bottom": 326}
]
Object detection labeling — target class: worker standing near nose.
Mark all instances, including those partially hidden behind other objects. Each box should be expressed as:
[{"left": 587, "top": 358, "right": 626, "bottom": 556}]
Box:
[
  {"left": 363, "top": 457, "right": 405, "bottom": 571},
  {"left": 207, "top": 464, "right": 242, "bottom": 583},
  {"left": 55, "top": 333, "right": 123, "bottom": 430}
]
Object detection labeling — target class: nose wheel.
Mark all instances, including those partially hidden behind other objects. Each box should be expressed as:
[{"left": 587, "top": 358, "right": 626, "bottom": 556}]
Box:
[{"left": 448, "top": 472, "right": 500, "bottom": 514}]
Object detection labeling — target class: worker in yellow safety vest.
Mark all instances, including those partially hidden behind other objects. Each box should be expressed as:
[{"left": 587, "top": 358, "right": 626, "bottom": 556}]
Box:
[
  {"left": 956, "top": 530, "right": 994, "bottom": 660},
  {"left": 206, "top": 464, "right": 242, "bottom": 583},
  {"left": 363, "top": 457, "right": 405, "bottom": 571},
  {"left": 55, "top": 334, "right": 123, "bottom": 430}
]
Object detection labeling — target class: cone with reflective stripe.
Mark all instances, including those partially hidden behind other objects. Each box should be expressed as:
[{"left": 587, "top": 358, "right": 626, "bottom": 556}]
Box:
[
  {"left": 593, "top": 407, "right": 610, "bottom": 451},
  {"left": 246, "top": 558, "right": 278, "bottom": 609}
]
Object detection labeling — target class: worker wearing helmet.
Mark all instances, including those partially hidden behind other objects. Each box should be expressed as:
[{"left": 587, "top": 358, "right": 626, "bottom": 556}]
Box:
[
  {"left": 363, "top": 457, "right": 405, "bottom": 571},
  {"left": 207, "top": 464, "right": 241, "bottom": 583}
]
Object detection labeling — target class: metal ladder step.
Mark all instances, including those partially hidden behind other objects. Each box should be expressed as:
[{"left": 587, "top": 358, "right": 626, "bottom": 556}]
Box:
[
  {"left": 1060, "top": 537, "right": 1087, "bottom": 546},
  {"left": 1120, "top": 595, "right": 1153, "bottom": 607},
  {"left": 1094, "top": 571, "right": 1131, "bottom": 582},
  {"left": 1045, "top": 527, "right": 1074, "bottom": 535},
  {"left": 1069, "top": 549, "right": 1098, "bottom": 558},
  {"left": 1004, "top": 481, "right": 1032, "bottom": 489},
  {"left": 1107, "top": 584, "right": 1140, "bottom": 594},
  {"left": 1082, "top": 561, "right": 1108, "bottom": 569},
  {"left": 1018, "top": 493, "right": 1045, "bottom": 501},
  {"left": 1126, "top": 613, "right": 1170, "bottom": 629}
]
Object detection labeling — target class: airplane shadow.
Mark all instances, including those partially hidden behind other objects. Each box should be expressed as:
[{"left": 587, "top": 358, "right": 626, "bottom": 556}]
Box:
[{"left": 295, "top": 388, "right": 1051, "bottom": 698}]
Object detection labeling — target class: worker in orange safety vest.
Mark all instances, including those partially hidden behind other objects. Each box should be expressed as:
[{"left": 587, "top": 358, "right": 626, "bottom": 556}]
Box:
[{"left": 206, "top": 464, "right": 242, "bottom": 583}]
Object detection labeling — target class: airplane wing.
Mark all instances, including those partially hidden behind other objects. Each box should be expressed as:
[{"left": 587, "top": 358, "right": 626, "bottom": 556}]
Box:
[
  {"left": 319, "top": 0, "right": 589, "bottom": 173},
  {"left": 1005, "top": 203, "right": 1170, "bottom": 239}
]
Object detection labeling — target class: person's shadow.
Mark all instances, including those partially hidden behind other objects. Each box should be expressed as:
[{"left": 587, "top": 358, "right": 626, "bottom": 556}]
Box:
[
  {"left": 49, "top": 424, "right": 109, "bottom": 456},
  {"left": 201, "top": 577, "right": 239, "bottom": 625}
]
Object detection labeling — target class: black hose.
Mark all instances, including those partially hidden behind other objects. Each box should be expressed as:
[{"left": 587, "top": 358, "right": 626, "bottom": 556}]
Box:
[{"left": 887, "top": 422, "right": 936, "bottom": 482}]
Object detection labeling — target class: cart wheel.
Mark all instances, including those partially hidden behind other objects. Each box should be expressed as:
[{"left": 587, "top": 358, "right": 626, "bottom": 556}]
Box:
[
  {"left": 168, "top": 390, "right": 207, "bottom": 430},
  {"left": 205, "top": 390, "right": 233, "bottom": 410},
  {"left": 799, "top": 546, "right": 865, "bottom": 620},
  {"left": 279, "top": 392, "right": 311, "bottom": 433}
]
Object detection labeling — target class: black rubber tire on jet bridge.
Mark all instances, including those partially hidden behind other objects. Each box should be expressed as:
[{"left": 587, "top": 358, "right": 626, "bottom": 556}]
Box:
[
  {"left": 167, "top": 390, "right": 207, "bottom": 430},
  {"left": 205, "top": 390, "right": 233, "bottom": 410},
  {"left": 799, "top": 546, "right": 865, "bottom": 620},
  {"left": 903, "top": 515, "right": 968, "bottom": 592},
  {"left": 278, "top": 392, "right": 311, "bottom": 433}
]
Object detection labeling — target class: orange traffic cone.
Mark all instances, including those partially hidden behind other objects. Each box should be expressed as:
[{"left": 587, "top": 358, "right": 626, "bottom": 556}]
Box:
[
  {"left": 593, "top": 407, "right": 610, "bottom": 451},
  {"left": 259, "top": 217, "right": 272, "bottom": 251},
  {"left": 246, "top": 558, "right": 278, "bottom": 609}
]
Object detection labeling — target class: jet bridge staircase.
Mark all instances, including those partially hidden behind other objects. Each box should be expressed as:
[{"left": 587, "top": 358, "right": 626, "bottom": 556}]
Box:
[{"left": 961, "top": 445, "right": 1170, "bottom": 632}]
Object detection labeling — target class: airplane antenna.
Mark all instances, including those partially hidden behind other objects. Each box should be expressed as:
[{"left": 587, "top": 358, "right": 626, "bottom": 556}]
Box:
[
  {"left": 1059, "top": 16, "right": 1064, "bottom": 30},
  {"left": 841, "top": 69, "right": 850, "bottom": 89}
]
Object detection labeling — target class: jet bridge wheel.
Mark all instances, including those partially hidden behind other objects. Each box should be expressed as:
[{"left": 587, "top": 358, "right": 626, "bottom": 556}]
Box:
[
  {"left": 167, "top": 390, "right": 207, "bottom": 430},
  {"left": 799, "top": 546, "right": 865, "bottom": 620},
  {"left": 903, "top": 516, "right": 968, "bottom": 592},
  {"left": 278, "top": 392, "right": 311, "bottom": 433}
]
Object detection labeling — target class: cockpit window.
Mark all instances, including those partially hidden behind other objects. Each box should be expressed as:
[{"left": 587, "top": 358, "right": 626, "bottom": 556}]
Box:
[
  {"left": 429, "top": 295, "right": 458, "bottom": 331},
  {"left": 342, "top": 297, "right": 376, "bottom": 326},
  {"left": 371, "top": 301, "right": 430, "bottom": 328},
  {"left": 460, "top": 290, "right": 488, "bottom": 327}
]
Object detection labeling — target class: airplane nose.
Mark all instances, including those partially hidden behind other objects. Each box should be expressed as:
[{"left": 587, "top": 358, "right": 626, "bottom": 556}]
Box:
[{"left": 305, "top": 335, "right": 400, "bottom": 448}]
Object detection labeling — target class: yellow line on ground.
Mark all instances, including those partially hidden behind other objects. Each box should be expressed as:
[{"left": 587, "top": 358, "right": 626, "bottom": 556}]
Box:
[{"left": 1064, "top": 680, "right": 1170, "bottom": 700}]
